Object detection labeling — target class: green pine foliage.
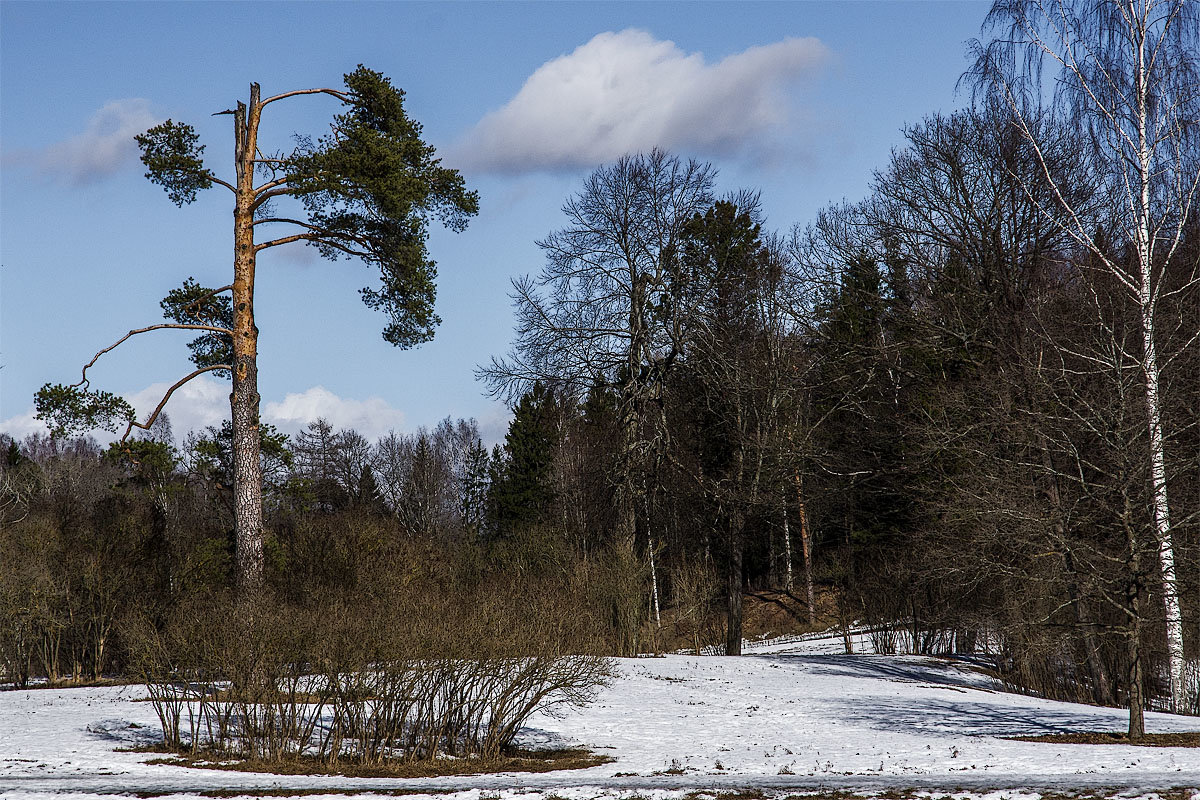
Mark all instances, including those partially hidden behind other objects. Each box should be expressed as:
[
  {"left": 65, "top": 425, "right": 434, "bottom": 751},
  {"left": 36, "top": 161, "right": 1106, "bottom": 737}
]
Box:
[
  {"left": 286, "top": 67, "right": 480, "bottom": 348},
  {"left": 160, "top": 278, "right": 234, "bottom": 377}
]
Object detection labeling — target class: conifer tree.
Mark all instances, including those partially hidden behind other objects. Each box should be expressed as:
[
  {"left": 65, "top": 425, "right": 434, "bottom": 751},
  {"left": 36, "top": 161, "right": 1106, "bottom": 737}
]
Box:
[
  {"left": 36, "top": 67, "right": 477, "bottom": 593},
  {"left": 488, "top": 383, "right": 561, "bottom": 538}
]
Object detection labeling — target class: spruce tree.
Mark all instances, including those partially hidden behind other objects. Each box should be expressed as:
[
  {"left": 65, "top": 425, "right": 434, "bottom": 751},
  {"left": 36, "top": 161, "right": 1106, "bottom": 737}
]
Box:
[{"left": 488, "top": 383, "right": 560, "bottom": 538}]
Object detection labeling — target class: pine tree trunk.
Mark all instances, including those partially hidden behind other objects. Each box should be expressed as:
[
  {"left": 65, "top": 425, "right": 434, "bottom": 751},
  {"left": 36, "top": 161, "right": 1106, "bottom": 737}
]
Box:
[
  {"left": 799, "top": 497, "right": 816, "bottom": 625},
  {"left": 230, "top": 87, "right": 265, "bottom": 595}
]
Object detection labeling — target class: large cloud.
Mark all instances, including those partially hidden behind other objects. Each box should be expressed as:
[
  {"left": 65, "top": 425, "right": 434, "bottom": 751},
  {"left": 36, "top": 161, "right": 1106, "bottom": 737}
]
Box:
[
  {"left": 38, "top": 98, "right": 161, "bottom": 184},
  {"left": 455, "top": 29, "right": 830, "bottom": 173}
]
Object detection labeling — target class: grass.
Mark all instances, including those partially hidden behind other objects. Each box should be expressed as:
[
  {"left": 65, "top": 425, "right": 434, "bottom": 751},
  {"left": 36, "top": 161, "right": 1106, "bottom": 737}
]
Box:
[{"left": 143, "top": 746, "right": 612, "bottom": 779}]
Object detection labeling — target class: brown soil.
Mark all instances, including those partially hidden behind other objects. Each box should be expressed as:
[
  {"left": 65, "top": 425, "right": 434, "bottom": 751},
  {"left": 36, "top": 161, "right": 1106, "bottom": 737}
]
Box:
[
  {"left": 191, "top": 791, "right": 443, "bottom": 799},
  {"left": 144, "top": 747, "right": 611, "bottom": 778},
  {"left": 2, "top": 676, "right": 134, "bottom": 692},
  {"left": 1009, "top": 731, "right": 1200, "bottom": 747}
]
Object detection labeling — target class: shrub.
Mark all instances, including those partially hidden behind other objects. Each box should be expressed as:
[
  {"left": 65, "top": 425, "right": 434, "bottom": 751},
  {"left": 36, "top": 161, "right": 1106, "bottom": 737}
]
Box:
[{"left": 126, "top": 579, "right": 612, "bottom": 767}]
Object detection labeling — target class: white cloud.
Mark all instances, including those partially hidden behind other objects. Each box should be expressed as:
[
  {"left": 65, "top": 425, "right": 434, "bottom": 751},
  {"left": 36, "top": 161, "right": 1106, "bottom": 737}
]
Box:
[
  {"left": 1, "top": 380, "right": 411, "bottom": 448},
  {"left": 127, "top": 379, "right": 412, "bottom": 443},
  {"left": 0, "top": 409, "right": 48, "bottom": 442},
  {"left": 455, "top": 29, "right": 830, "bottom": 173},
  {"left": 39, "top": 98, "right": 161, "bottom": 184},
  {"left": 126, "top": 376, "right": 230, "bottom": 441},
  {"left": 263, "top": 386, "right": 407, "bottom": 442},
  {"left": 0, "top": 379, "right": 228, "bottom": 447}
]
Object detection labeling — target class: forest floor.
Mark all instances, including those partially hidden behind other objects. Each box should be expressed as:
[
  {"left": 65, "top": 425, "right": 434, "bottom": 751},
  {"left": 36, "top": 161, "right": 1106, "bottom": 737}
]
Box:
[{"left": 2, "top": 629, "right": 1199, "bottom": 799}]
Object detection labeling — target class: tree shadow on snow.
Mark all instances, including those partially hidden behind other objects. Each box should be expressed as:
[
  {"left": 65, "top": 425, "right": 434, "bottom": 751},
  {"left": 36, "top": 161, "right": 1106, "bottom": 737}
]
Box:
[
  {"left": 752, "top": 653, "right": 994, "bottom": 690},
  {"left": 822, "top": 694, "right": 1118, "bottom": 737},
  {"left": 749, "top": 655, "right": 1116, "bottom": 737}
]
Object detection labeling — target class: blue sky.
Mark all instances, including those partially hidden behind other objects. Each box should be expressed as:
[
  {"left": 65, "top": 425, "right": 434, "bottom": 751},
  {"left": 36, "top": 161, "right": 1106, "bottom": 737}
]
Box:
[{"left": 1, "top": 1, "right": 989, "bottom": 446}]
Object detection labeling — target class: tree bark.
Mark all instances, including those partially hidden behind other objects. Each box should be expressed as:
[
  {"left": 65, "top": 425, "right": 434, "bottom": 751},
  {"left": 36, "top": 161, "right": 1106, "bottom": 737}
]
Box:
[
  {"left": 649, "top": 536, "right": 661, "bottom": 629},
  {"left": 782, "top": 504, "right": 793, "bottom": 592},
  {"left": 792, "top": 470, "right": 816, "bottom": 624},
  {"left": 230, "top": 87, "right": 265, "bottom": 594},
  {"left": 1132, "top": 14, "right": 1184, "bottom": 707},
  {"left": 1123, "top": 482, "right": 1146, "bottom": 741},
  {"left": 1140, "top": 297, "right": 1184, "bottom": 709},
  {"left": 798, "top": 490, "right": 816, "bottom": 625},
  {"left": 725, "top": 508, "right": 744, "bottom": 656},
  {"left": 1128, "top": 583, "right": 1146, "bottom": 742}
]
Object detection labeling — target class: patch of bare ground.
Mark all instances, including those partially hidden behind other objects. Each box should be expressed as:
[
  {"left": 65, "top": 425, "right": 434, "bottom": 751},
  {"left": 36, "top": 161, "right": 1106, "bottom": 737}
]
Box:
[
  {"left": 1008, "top": 731, "right": 1200, "bottom": 747},
  {"left": 690, "top": 792, "right": 1200, "bottom": 800},
  {"left": 1, "top": 676, "right": 135, "bottom": 691},
  {"left": 142, "top": 747, "right": 611, "bottom": 778},
  {"left": 182, "top": 791, "right": 444, "bottom": 799}
]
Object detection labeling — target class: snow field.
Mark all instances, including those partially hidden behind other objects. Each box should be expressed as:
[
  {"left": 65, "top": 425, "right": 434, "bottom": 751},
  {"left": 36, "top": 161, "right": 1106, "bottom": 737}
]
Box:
[{"left": 2, "top": 634, "right": 1200, "bottom": 797}]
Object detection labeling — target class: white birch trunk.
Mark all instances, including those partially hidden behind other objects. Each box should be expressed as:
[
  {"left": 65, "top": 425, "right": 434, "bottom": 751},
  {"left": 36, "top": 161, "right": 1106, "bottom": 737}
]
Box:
[
  {"left": 1133, "top": 13, "right": 1184, "bottom": 710},
  {"left": 649, "top": 537, "right": 661, "bottom": 628},
  {"left": 782, "top": 505, "right": 794, "bottom": 591}
]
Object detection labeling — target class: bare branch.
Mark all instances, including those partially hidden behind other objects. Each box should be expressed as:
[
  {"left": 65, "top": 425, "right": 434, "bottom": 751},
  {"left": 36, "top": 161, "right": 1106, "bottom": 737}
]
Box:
[
  {"left": 259, "top": 87, "right": 350, "bottom": 108},
  {"left": 76, "top": 323, "right": 234, "bottom": 390},
  {"left": 120, "top": 364, "right": 231, "bottom": 442}
]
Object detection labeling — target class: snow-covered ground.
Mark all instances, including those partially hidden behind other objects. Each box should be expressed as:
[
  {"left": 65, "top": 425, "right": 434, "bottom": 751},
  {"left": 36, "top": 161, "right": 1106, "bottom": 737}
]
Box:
[{"left": 3, "top": 631, "right": 1199, "bottom": 798}]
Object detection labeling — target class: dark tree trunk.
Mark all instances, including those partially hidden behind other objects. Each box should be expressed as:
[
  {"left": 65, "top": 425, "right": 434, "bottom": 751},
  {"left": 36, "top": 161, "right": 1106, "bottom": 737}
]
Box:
[
  {"left": 1127, "top": 589, "right": 1145, "bottom": 742},
  {"left": 725, "top": 509, "right": 744, "bottom": 656}
]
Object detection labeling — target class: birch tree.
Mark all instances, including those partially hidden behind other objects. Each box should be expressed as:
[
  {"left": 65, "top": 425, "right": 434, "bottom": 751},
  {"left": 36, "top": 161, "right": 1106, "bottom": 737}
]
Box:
[
  {"left": 35, "top": 67, "right": 478, "bottom": 594},
  {"left": 971, "top": 0, "right": 1199, "bottom": 710}
]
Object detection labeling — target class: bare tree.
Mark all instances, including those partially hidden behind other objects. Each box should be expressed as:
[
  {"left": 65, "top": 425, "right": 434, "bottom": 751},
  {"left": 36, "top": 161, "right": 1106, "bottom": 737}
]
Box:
[
  {"left": 970, "top": 0, "right": 1200, "bottom": 709},
  {"left": 479, "top": 150, "right": 714, "bottom": 653}
]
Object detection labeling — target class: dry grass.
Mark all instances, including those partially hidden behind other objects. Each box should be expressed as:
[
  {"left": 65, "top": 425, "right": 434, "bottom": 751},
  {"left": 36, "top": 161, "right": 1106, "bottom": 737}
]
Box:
[
  {"left": 1009, "top": 731, "right": 1200, "bottom": 747},
  {"left": 194, "top": 791, "right": 444, "bottom": 799},
  {"left": 1, "top": 676, "right": 134, "bottom": 692}
]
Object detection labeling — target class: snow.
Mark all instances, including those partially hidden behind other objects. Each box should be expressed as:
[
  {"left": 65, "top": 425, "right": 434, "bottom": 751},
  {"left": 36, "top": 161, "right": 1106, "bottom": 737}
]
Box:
[{"left": 2, "top": 631, "right": 1199, "bottom": 798}]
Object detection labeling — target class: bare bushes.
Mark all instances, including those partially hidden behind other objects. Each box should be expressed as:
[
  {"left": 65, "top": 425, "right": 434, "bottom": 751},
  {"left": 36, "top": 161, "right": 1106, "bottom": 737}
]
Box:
[
  {"left": 126, "top": 579, "right": 612, "bottom": 767},
  {"left": 669, "top": 561, "right": 721, "bottom": 655}
]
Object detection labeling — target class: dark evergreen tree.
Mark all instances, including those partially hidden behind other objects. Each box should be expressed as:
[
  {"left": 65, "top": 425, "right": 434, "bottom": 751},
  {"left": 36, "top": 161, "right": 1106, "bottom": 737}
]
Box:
[
  {"left": 488, "top": 383, "right": 561, "bottom": 538},
  {"left": 460, "top": 439, "right": 492, "bottom": 537},
  {"left": 354, "top": 465, "right": 387, "bottom": 516}
]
